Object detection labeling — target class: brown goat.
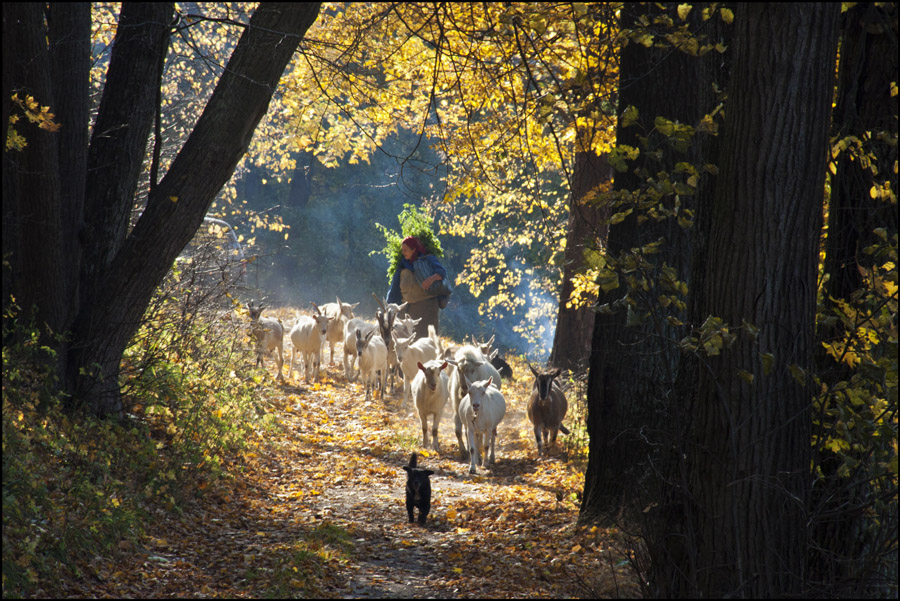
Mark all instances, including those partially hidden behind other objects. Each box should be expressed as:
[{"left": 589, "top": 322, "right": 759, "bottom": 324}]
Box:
[{"left": 526, "top": 363, "right": 570, "bottom": 457}]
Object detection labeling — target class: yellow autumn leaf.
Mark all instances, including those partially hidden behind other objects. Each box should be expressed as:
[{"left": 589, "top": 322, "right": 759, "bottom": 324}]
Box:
[
  {"left": 677, "top": 4, "right": 692, "bottom": 21},
  {"left": 720, "top": 7, "right": 734, "bottom": 24}
]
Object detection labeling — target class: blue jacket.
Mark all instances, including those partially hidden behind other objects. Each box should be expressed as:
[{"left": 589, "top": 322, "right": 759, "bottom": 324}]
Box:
[{"left": 387, "top": 254, "right": 447, "bottom": 304}]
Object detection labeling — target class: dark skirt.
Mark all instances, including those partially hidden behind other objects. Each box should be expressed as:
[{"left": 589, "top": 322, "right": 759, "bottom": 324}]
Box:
[
  {"left": 403, "top": 296, "right": 440, "bottom": 339},
  {"left": 399, "top": 269, "right": 440, "bottom": 338}
]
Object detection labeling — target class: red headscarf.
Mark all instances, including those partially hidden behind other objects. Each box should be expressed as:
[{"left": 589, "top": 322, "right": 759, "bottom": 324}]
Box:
[{"left": 402, "top": 236, "right": 427, "bottom": 258}]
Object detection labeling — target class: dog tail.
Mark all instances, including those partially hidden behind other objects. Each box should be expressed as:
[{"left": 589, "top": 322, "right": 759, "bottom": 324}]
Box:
[{"left": 409, "top": 452, "right": 418, "bottom": 468}]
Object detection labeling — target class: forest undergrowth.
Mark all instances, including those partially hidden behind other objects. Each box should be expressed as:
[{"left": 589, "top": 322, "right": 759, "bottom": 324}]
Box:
[{"left": 3, "top": 305, "right": 641, "bottom": 598}]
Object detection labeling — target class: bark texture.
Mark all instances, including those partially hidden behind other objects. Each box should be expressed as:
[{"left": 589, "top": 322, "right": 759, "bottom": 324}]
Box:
[{"left": 658, "top": 3, "right": 840, "bottom": 596}]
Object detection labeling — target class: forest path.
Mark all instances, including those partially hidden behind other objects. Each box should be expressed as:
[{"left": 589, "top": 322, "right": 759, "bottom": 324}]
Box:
[{"left": 78, "top": 335, "right": 639, "bottom": 598}]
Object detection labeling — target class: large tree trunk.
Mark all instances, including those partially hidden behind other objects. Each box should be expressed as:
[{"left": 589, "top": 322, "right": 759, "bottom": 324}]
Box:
[
  {"left": 79, "top": 3, "right": 175, "bottom": 315},
  {"left": 3, "top": 3, "right": 322, "bottom": 418},
  {"left": 48, "top": 3, "right": 91, "bottom": 333},
  {"left": 657, "top": 4, "right": 840, "bottom": 597},
  {"left": 66, "top": 3, "right": 321, "bottom": 417},
  {"left": 3, "top": 3, "right": 69, "bottom": 341},
  {"left": 810, "top": 2, "right": 898, "bottom": 593},
  {"left": 580, "top": 3, "right": 728, "bottom": 521}
]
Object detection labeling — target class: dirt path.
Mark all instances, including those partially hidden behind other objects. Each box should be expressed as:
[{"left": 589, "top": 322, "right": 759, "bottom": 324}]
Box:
[
  {"left": 270, "top": 358, "right": 636, "bottom": 598},
  {"left": 78, "top": 348, "right": 639, "bottom": 598}
]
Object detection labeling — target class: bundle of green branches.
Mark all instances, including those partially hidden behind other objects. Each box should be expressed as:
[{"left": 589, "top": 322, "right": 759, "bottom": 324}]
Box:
[{"left": 374, "top": 203, "right": 444, "bottom": 279}]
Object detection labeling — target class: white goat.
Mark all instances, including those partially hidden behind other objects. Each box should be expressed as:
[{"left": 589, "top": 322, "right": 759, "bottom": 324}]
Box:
[
  {"left": 343, "top": 317, "right": 376, "bottom": 381},
  {"left": 289, "top": 303, "right": 331, "bottom": 383},
  {"left": 447, "top": 345, "right": 503, "bottom": 460},
  {"left": 247, "top": 302, "right": 284, "bottom": 382},
  {"left": 393, "top": 326, "right": 439, "bottom": 406},
  {"left": 411, "top": 360, "right": 450, "bottom": 451},
  {"left": 356, "top": 329, "right": 387, "bottom": 401},
  {"left": 458, "top": 376, "right": 506, "bottom": 474},
  {"left": 470, "top": 334, "right": 496, "bottom": 359},
  {"left": 319, "top": 297, "right": 358, "bottom": 366},
  {"left": 393, "top": 315, "right": 420, "bottom": 339}
]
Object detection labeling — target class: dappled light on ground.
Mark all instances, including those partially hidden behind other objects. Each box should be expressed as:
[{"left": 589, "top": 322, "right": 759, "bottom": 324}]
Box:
[{"left": 65, "top": 325, "right": 641, "bottom": 598}]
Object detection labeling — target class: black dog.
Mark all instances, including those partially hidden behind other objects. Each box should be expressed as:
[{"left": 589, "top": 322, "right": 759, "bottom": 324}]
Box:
[{"left": 403, "top": 453, "right": 434, "bottom": 526}]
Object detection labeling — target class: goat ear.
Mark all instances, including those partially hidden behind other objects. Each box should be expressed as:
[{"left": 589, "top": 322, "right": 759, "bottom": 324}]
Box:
[
  {"left": 417, "top": 361, "right": 426, "bottom": 371},
  {"left": 550, "top": 368, "right": 561, "bottom": 378},
  {"left": 489, "top": 349, "right": 499, "bottom": 360},
  {"left": 528, "top": 362, "right": 539, "bottom": 377},
  {"left": 424, "top": 469, "right": 434, "bottom": 476},
  {"left": 402, "top": 466, "right": 411, "bottom": 473},
  {"left": 440, "top": 361, "right": 448, "bottom": 371}
]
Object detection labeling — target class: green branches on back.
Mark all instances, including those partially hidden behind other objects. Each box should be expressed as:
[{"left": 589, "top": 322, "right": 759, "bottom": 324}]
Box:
[{"left": 373, "top": 204, "right": 443, "bottom": 279}]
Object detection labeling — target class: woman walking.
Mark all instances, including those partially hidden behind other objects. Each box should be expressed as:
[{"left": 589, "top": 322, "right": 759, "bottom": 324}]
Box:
[{"left": 387, "top": 236, "right": 449, "bottom": 337}]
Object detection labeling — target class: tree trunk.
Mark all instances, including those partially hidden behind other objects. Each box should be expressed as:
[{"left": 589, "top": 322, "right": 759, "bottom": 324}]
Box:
[
  {"left": 821, "top": 1, "right": 898, "bottom": 316},
  {"left": 79, "top": 3, "right": 175, "bottom": 314},
  {"left": 810, "top": 2, "right": 898, "bottom": 593},
  {"left": 48, "top": 3, "right": 91, "bottom": 331},
  {"left": 3, "top": 3, "right": 68, "bottom": 343},
  {"left": 3, "top": 3, "right": 322, "bottom": 418},
  {"left": 580, "top": 2, "right": 728, "bottom": 521},
  {"left": 66, "top": 3, "right": 321, "bottom": 417},
  {"left": 549, "top": 149, "right": 609, "bottom": 372},
  {"left": 550, "top": 5, "right": 617, "bottom": 373},
  {"left": 659, "top": 4, "right": 840, "bottom": 596}
]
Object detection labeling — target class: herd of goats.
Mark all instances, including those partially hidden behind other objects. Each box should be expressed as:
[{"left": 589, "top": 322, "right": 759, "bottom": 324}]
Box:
[{"left": 245, "top": 296, "right": 570, "bottom": 474}]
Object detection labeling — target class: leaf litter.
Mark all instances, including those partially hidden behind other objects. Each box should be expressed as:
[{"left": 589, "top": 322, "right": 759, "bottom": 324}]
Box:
[{"left": 69, "top": 329, "right": 641, "bottom": 598}]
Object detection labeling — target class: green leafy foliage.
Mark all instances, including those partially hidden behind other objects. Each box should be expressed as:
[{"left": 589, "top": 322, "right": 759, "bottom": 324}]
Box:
[
  {"left": 3, "top": 303, "right": 150, "bottom": 596},
  {"left": 2, "top": 280, "right": 275, "bottom": 597},
  {"left": 373, "top": 203, "right": 445, "bottom": 280}
]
